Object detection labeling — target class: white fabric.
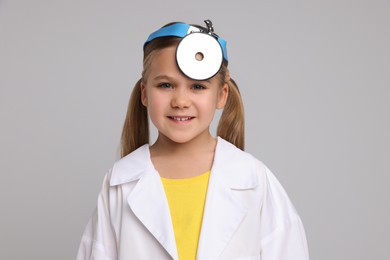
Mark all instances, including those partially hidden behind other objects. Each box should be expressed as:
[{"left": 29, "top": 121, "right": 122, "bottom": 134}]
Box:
[{"left": 77, "top": 137, "right": 309, "bottom": 260}]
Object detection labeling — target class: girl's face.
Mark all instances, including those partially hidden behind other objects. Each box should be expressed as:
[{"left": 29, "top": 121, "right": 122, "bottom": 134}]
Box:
[{"left": 141, "top": 46, "right": 228, "bottom": 145}]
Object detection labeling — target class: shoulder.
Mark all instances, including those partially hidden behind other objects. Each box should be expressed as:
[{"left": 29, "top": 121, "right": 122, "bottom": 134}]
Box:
[
  {"left": 216, "top": 137, "right": 267, "bottom": 172},
  {"left": 215, "top": 137, "right": 268, "bottom": 188},
  {"left": 109, "top": 144, "right": 152, "bottom": 186}
]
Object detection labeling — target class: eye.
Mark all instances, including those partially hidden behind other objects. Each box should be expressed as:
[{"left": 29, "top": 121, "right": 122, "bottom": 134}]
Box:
[
  {"left": 191, "top": 84, "right": 206, "bottom": 90},
  {"left": 159, "top": 83, "right": 173, "bottom": 89}
]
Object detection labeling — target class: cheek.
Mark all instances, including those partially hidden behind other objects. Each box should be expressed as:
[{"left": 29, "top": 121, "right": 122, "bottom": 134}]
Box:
[
  {"left": 197, "top": 95, "right": 219, "bottom": 115},
  {"left": 146, "top": 91, "right": 165, "bottom": 115},
  {"left": 144, "top": 88, "right": 158, "bottom": 106}
]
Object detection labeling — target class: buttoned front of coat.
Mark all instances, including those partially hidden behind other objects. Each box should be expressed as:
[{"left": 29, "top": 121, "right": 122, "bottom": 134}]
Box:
[{"left": 77, "top": 138, "right": 309, "bottom": 260}]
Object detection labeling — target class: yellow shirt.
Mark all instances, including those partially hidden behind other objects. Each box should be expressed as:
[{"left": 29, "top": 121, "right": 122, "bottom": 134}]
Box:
[{"left": 161, "top": 171, "right": 210, "bottom": 260}]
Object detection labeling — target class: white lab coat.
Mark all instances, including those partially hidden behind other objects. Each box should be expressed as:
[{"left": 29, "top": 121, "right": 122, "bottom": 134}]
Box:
[{"left": 77, "top": 137, "right": 309, "bottom": 260}]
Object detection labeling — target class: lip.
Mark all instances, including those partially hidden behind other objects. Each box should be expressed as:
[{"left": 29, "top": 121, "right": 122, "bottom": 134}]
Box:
[{"left": 168, "top": 116, "right": 195, "bottom": 122}]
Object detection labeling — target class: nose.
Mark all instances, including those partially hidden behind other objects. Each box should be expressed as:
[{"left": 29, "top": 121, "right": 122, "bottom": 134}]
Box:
[{"left": 171, "top": 87, "right": 191, "bottom": 108}]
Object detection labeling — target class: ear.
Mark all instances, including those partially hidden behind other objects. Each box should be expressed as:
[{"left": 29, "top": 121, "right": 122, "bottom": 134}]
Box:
[
  {"left": 217, "top": 82, "right": 229, "bottom": 109},
  {"left": 140, "top": 81, "right": 147, "bottom": 107}
]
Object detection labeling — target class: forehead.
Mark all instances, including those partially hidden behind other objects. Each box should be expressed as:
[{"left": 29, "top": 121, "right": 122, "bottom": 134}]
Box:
[
  {"left": 149, "top": 46, "right": 178, "bottom": 74},
  {"left": 146, "top": 46, "right": 220, "bottom": 85}
]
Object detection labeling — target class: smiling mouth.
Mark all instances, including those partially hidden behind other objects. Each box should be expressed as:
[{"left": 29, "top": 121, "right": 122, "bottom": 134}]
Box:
[{"left": 169, "top": 116, "right": 195, "bottom": 121}]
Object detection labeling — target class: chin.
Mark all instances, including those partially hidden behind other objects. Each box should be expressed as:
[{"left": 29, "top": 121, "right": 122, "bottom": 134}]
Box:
[{"left": 166, "top": 135, "right": 196, "bottom": 144}]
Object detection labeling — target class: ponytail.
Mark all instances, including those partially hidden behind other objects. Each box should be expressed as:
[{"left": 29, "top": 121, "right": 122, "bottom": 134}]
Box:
[
  {"left": 217, "top": 78, "right": 245, "bottom": 150},
  {"left": 120, "top": 79, "right": 149, "bottom": 157}
]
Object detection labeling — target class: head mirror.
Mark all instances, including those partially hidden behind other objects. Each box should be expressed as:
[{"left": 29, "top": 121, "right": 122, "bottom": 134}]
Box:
[{"left": 144, "top": 20, "right": 228, "bottom": 80}]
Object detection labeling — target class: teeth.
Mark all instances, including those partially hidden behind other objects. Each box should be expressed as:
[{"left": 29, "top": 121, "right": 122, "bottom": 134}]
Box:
[{"left": 172, "top": 117, "right": 191, "bottom": 121}]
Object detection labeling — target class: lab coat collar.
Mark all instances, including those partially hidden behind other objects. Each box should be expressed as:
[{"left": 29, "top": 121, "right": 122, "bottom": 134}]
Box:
[
  {"left": 109, "top": 144, "right": 151, "bottom": 186},
  {"left": 109, "top": 137, "right": 259, "bottom": 259},
  {"left": 110, "top": 137, "right": 258, "bottom": 188}
]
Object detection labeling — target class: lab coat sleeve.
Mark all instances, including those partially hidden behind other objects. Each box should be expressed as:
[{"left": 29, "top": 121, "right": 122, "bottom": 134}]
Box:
[
  {"left": 259, "top": 165, "right": 309, "bottom": 260},
  {"left": 77, "top": 172, "right": 118, "bottom": 260}
]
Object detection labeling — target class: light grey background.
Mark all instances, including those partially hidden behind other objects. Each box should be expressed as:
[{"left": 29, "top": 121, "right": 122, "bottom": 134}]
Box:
[{"left": 0, "top": 0, "right": 389, "bottom": 259}]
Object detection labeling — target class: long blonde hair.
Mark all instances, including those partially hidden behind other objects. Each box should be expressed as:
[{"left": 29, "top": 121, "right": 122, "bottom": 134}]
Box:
[{"left": 120, "top": 36, "right": 245, "bottom": 157}]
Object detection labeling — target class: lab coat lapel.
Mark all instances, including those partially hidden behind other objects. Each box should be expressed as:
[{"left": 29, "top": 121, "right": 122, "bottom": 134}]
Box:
[
  {"left": 197, "top": 138, "right": 259, "bottom": 259},
  {"left": 110, "top": 145, "right": 178, "bottom": 260},
  {"left": 127, "top": 169, "right": 178, "bottom": 259}
]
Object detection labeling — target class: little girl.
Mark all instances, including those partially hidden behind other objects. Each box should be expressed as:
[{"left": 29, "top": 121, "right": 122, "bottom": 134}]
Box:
[{"left": 77, "top": 20, "right": 309, "bottom": 260}]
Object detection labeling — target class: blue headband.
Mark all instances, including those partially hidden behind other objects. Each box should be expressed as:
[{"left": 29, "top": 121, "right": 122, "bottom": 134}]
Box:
[{"left": 144, "top": 22, "right": 229, "bottom": 62}]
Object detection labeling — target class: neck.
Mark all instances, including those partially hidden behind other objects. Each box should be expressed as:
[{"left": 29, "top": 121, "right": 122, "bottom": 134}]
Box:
[{"left": 151, "top": 133, "right": 217, "bottom": 156}]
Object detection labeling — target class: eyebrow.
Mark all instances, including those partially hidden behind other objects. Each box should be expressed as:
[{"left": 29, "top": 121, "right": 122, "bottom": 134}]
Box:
[
  {"left": 152, "top": 75, "right": 212, "bottom": 83},
  {"left": 153, "top": 75, "right": 175, "bottom": 82}
]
